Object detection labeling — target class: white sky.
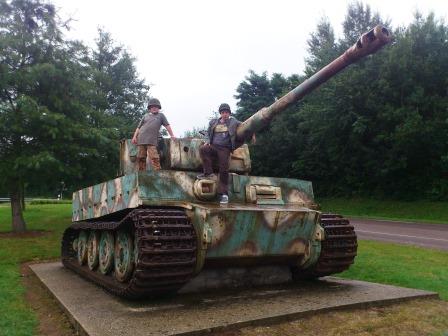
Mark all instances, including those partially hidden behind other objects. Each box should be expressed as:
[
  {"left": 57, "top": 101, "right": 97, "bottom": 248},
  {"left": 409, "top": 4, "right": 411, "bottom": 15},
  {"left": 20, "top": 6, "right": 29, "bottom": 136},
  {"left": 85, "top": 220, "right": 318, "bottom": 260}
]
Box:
[{"left": 52, "top": 0, "right": 447, "bottom": 136}]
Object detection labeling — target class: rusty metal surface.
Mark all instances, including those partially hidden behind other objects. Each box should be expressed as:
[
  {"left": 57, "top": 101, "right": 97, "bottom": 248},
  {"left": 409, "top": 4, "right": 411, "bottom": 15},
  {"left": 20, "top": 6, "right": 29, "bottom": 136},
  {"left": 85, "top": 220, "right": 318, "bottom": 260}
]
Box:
[{"left": 62, "top": 208, "right": 197, "bottom": 299}]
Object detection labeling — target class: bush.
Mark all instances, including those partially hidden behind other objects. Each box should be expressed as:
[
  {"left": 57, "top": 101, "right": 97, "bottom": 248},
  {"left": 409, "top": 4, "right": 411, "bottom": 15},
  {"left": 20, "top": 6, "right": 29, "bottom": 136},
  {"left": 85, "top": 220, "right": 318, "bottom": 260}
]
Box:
[{"left": 29, "top": 199, "right": 71, "bottom": 205}]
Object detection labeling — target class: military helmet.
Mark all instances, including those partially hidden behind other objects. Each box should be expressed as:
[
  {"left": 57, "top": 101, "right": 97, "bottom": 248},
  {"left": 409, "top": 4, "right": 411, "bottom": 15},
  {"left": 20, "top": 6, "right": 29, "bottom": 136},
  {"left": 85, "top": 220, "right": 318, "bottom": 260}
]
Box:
[
  {"left": 147, "top": 98, "right": 162, "bottom": 109},
  {"left": 218, "top": 103, "right": 231, "bottom": 113}
]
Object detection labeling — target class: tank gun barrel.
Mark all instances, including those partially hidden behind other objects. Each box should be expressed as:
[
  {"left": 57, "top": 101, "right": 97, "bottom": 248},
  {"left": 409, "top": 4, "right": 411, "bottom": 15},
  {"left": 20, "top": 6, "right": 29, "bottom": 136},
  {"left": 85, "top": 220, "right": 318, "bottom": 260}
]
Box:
[{"left": 236, "top": 25, "right": 392, "bottom": 141}]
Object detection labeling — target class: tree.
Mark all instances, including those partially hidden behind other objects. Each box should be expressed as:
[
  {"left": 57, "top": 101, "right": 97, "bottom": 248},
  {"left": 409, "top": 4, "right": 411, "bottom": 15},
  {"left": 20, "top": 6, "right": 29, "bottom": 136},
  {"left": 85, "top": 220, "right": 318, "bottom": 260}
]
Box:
[
  {"left": 0, "top": 0, "right": 150, "bottom": 232},
  {"left": 89, "top": 29, "right": 149, "bottom": 136},
  {"left": 66, "top": 29, "right": 150, "bottom": 191},
  {"left": 234, "top": 71, "right": 306, "bottom": 176},
  {"left": 305, "top": 17, "right": 337, "bottom": 74},
  {"left": 341, "top": 2, "right": 385, "bottom": 46},
  {"left": 0, "top": 0, "right": 67, "bottom": 231},
  {"left": 234, "top": 3, "right": 448, "bottom": 200},
  {"left": 234, "top": 71, "right": 276, "bottom": 122}
]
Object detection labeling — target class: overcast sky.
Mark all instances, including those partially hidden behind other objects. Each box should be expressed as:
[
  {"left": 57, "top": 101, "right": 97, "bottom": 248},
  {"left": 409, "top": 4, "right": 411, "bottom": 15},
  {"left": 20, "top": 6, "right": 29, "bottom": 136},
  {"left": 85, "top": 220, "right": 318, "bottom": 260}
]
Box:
[{"left": 52, "top": 0, "right": 447, "bottom": 136}]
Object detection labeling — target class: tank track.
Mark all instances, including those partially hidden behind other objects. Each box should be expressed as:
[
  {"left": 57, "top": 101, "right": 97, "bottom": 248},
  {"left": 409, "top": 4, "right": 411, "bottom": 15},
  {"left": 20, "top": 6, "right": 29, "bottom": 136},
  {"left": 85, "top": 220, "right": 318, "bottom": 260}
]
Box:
[
  {"left": 61, "top": 208, "right": 197, "bottom": 299},
  {"left": 293, "top": 213, "right": 358, "bottom": 279}
]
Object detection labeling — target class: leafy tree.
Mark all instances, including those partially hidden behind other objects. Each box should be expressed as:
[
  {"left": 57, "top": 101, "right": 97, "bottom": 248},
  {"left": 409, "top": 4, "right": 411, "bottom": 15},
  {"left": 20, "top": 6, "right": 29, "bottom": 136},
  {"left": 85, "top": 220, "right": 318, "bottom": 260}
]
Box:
[
  {"left": 234, "top": 71, "right": 305, "bottom": 176},
  {"left": 89, "top": 29, "right": 149, "bottom": 136},
  {"left": 234, "top": 71, "right": 277, "bottom": 121},
  {"left": 369, "top": 12, "right": 448, "bottom": 198},
  {"left": 341, "top": 1, "right": 385, "bottom": 46},
  {"left": 235, "top": 3, "right": 448, "bottom": 200},
  {"left": 0, "top": 0, "right": 149, "bottom": 232},
  {"left": 305, "top": 17, "right": 337, "bottom": 74},
  {"left": 1, "top": 0, "right": 68, "bottom": 231}
]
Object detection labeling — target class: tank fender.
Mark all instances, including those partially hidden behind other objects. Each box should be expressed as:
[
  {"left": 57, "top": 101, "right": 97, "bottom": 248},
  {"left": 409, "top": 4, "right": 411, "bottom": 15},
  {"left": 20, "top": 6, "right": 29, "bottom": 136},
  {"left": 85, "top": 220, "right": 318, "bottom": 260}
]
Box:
[
  {"left": 299, "top": 241, "right": 321, "bottom": 269},
  {"left": 202, "top": 221, "right": 212, "bottom": 248},
  {"left": 313, "top": 223, "right": 324, "bottom": 241},
  {"left": 299, "top": 215, "right": 324, "bottom": 268},
  {"left": 190, "top": 207, "right": 212, "bottom": 274}
]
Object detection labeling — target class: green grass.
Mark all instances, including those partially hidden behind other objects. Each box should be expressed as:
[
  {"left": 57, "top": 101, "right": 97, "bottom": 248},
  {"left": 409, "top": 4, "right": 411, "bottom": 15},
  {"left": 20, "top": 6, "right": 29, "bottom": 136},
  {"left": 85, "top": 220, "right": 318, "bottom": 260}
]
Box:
[
  {"left": 0, "top": 204, "right": 71, "bottom": 336},
  {"left": 339, "top": 240, "right": 448, "bottom": 300},
  {"left": 319, "top": 197, "right": 448, "bottom": 224},
  {"left": 0, "top": 201, "right": 447, "bottom": 335}
]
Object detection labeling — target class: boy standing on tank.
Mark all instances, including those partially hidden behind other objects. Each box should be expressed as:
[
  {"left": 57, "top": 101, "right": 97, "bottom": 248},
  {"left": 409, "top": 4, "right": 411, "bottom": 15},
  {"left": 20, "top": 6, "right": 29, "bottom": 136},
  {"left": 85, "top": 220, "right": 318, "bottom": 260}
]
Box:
[
  {"left": 197, "top": 103, "right": 241, "bottom": 204},
  {"left": 132, "top": 98, "right": 176, "bottom": 171}
]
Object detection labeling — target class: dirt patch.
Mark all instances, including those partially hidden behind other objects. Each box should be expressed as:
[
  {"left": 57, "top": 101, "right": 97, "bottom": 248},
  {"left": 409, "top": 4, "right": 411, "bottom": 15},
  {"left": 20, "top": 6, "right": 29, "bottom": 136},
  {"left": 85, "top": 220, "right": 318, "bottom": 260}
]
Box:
[
  {"left": 212, "top": 298, "right": 448, "bottom": 336},
  {"left": 21, "top": 262, "right": 78, "bottom": 336},
  {"left": 0, "top": 230, "right": 51, "bottom": 239}
]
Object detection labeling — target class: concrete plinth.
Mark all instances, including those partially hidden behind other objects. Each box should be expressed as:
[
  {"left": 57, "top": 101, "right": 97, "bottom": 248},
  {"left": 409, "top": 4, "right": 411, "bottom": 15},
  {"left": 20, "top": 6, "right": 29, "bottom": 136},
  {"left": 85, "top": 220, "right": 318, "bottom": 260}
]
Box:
[{"left": 30, "top": 262, "right": 438, "bottom": 336}]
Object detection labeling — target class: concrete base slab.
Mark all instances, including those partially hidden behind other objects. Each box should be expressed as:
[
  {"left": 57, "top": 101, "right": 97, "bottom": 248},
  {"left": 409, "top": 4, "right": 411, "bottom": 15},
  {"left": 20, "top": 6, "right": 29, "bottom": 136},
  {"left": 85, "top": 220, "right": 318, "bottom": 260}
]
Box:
[{"left": 31, "top": 262, "right": 438, "bottom": 336}]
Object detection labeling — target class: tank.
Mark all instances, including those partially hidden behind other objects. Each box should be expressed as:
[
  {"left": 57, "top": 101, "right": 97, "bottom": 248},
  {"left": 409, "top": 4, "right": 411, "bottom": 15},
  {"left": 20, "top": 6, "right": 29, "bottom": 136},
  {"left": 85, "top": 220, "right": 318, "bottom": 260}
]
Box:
[{"left": 61, "top": 26, "right": 391, "bottom": 298}]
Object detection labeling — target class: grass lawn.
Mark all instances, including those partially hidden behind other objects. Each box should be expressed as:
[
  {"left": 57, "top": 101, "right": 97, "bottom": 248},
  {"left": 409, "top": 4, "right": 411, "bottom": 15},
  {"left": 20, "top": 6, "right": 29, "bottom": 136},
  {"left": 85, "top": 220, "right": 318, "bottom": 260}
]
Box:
[
  {"left": 0, "top": 201, "right": 447, "bottom": 335},
  {"left": 319, "top": 197, "right": 448, "bottom": 224},
  {"left": 339, "top": 240, "right": 448, "bottom": 300},
  {"left": 0, "top": 204, "right": 71, "bottom": 336}
]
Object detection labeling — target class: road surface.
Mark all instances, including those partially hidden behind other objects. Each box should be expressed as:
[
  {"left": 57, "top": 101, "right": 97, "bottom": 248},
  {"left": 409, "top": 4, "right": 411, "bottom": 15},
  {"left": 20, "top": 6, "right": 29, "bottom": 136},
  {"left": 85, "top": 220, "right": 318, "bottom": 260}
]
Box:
[{"left": 350, "top": 218, "right": 448, "bottom": 251}]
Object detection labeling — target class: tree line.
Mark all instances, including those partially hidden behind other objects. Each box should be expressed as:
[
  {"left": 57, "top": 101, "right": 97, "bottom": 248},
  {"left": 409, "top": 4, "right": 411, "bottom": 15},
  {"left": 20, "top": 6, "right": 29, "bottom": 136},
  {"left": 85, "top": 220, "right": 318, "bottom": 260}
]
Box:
[{"left": 234, "top": 2, "right": 448, "bottom": 201}]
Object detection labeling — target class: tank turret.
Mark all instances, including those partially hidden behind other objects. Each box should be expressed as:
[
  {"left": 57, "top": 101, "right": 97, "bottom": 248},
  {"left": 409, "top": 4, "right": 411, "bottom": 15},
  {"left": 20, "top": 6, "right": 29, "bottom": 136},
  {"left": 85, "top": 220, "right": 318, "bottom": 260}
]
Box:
[
  {"left": 119, "top": 25, "right": 391, "bottom": 177},
  {"left": 62, "top": 26, "right": 391, "bottom": 299}
]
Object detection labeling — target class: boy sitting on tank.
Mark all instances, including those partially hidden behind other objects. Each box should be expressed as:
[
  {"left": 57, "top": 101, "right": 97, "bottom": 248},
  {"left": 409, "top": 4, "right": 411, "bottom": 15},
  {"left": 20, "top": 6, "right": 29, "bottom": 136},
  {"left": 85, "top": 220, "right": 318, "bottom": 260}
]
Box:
[
  {"left": 197, "top": 103, "right": 249, "bottom": 204},
  {"left": 132, "top": 98, "right": 176, "bottom": 171}
]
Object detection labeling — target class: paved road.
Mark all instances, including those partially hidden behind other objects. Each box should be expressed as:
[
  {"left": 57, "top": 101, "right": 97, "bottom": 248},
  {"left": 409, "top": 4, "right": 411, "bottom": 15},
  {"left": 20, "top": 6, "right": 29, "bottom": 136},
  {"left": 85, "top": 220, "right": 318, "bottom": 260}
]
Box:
[{"left": 350, "top": 218, "right": 448, "bottom": 251}]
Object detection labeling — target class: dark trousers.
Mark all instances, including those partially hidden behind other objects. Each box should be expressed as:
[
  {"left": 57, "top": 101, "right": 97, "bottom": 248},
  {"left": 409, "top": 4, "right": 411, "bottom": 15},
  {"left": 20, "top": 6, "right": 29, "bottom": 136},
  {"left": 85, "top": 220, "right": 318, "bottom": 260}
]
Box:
[{"left": 199, "top": 144, "right": 231, "bottom": 194}]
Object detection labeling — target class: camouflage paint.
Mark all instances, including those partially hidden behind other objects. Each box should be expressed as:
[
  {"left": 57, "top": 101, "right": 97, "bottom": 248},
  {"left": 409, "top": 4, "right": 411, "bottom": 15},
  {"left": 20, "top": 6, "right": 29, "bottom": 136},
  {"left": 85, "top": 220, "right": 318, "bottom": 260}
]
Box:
[
  {"left": 119, "top": 139, "right": 251, "bottom": 175},
  {"left": 72, "top": 173, "right": 140, "bottom": 221},
  {"left": 72, "top": 170, "right": 316, "bottom": 221},
  {"left": 72, "top": 167, "right": 322, "bottom": 268},
  {"left": 199, "top": 206, "right": 319, "bottom": 257}
]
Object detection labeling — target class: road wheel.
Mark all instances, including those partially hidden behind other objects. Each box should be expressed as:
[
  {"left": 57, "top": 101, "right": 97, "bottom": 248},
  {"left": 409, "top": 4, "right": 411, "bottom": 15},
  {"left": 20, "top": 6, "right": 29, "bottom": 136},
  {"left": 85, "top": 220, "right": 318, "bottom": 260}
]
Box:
[
  {"left": 77, "top": 231, "right": 88, "bottom": 265},
  {"left": 87, "top": 231, "right": 100, "bottom": 270},
  {"left": 99, "top": 231, "right": 114, "bottom": 274},
  {"left": 114, "top": 231, "right": 134, "bottom": 282}
]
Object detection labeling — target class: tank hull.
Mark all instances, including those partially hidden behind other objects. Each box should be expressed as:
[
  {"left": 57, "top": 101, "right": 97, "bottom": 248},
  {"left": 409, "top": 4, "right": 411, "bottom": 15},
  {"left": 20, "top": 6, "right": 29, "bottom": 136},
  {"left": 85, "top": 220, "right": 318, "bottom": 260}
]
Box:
[
  {"left": 61, "top": 207, "right": 356, "bottom": 299},
  {"left": 71, "top": 170, "right": 316, "bottom": 221},
  {"left": 63, "top": 170, "right": 357, "bottom": 299}
]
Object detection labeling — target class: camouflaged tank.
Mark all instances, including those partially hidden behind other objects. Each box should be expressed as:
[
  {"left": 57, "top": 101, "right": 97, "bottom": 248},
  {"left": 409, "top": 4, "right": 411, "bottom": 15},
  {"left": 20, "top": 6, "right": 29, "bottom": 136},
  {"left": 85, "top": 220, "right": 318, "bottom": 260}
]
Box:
[{"left": 61, "top": 26, "right": 391, "bottom": 298}]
